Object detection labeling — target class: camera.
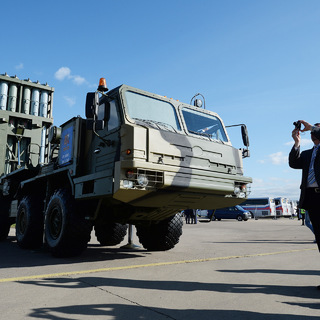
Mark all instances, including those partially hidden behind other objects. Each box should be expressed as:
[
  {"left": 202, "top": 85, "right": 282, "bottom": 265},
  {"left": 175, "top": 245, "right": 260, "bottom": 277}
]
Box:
[{"left": 293, "top": 121, "right": 301, "bottom": 130}]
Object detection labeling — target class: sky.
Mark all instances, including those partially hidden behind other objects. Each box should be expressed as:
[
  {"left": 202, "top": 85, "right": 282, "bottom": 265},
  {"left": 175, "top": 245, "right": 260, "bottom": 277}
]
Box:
[{"left": 1, "top": 0, "right": 319, "bottom": 200}]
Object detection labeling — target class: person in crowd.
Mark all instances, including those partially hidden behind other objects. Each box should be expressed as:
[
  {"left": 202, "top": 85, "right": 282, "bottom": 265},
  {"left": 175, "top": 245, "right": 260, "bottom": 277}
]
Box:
[
  {"left": 184, "top": 209, "right": 192, "bottom": 224},
  {"left": 190, "top": 209, "right": 197, "bottom": 224}
]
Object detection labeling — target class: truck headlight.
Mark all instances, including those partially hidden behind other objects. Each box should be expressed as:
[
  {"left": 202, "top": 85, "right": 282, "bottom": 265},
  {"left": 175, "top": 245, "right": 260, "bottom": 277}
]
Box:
[
  {"left": 234, "top": 183, "right": 248, "bottom": 198},
  {"left": 122, "top": 169, "right": 163, "bottom": 189},
  {"left": 234, "top": 186, "right": 241, "bottom": 195},
  {"left": 123, "top": 180, "right": 134, "bottom": 188},
  {"left": 137, "top": 174, "right": 148, "bottom": 187}
]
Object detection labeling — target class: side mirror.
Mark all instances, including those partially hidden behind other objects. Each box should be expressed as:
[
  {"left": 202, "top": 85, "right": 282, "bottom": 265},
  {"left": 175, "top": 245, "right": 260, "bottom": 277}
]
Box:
[
  {"left": 85, "top": 92, "right": 105, "bottom": 131},
  {"left": 85, "top": 92, "right": 99, "bottom": 118},
  {"left": 241, "top": 125, "right": 249, "bottom": 147},
  {"left": 225, "top": 123, "right": 250, "bottom": 158}
]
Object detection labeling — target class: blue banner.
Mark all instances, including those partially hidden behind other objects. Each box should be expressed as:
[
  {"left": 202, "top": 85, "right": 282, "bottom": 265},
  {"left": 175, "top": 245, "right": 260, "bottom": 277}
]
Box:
[{"left": 60, "top": 125, "right": 73, "bottom": 166}]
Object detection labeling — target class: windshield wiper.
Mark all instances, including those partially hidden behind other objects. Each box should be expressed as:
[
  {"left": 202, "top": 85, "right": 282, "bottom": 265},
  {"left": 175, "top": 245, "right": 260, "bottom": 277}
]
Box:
[
  {"left": 133, "top": 118, "right": 177, "bottom": 133},
  {"left": 188, "top": 130, "right": 225, "bottom": 144},
  {"left": 152, "top": 120, "right": 177, "bottom": 133},
  {"left": 189, "top": 130, "right": 213, "bottom": 140}
]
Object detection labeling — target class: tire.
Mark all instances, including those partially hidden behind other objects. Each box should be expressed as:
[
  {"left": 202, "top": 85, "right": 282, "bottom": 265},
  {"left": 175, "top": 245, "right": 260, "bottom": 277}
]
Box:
[
  {"left": 16, "top": 196, "right": 44, "bottom": 248},
  {"left": 136, "top": 214, "right": 183, "bottom": 251},
  {"left": 0, "top": 194, "right": 11, "bottom": 241},
  {"left": 94, "top": 222, "right": 127, "bottom": 246},
  {"left": 237, "top": 215, "right": 243, "bottom": 221},
  {"left": 45, "top": 189, "right": 92, "bottom": 257}
]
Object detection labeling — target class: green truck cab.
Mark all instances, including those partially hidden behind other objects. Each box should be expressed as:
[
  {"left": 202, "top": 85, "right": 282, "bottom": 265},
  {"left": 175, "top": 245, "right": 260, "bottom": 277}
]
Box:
[{"left": 0, "top": 76, "right": 252, "bottom": 257}]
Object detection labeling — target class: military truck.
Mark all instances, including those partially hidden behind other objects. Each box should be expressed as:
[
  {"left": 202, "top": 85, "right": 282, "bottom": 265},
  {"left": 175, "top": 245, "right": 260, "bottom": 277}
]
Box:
[{"left": 0, "top": 74, "right": 252, "bottom": 257}]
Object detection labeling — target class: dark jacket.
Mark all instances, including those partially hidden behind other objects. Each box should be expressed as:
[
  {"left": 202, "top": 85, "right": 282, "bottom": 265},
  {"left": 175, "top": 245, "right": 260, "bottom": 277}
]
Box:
[{"left": 289, "top": 126, "right": 320, "bottom": 208}]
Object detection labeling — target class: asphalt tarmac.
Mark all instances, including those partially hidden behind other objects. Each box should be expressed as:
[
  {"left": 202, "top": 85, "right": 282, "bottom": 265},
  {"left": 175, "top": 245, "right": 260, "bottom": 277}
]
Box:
[{"left": 1, "top": 218, "right": 320, "bottom": 319}]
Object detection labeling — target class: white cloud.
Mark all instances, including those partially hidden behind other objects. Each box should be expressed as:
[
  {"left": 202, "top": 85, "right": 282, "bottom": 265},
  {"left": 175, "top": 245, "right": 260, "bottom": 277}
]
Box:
[
  {"left": 55, "top": 67, "right": 71, "bottom": 80},
  {"left": 269, "top": 151, "right": 287, "bottom": 165},
  {"left": 72, "top": 75, "right": 86, "bottom": 85},
  {"left": 54, "top": 67, "right": 87, "bottom": 86},
  {"left": 259, "top": 149, "right": 299, "bottom": 166},
  {"left": 64, "top": 96, "right": 76, "bottom": 106},
  {"left": 15, "top": 63, "right": 24, "bottom": 70}
]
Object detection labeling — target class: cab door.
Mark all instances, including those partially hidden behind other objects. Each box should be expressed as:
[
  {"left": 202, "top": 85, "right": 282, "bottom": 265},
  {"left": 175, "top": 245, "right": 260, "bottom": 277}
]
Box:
[
  {"left": 91, "top": 98, "right": 121, "bottom": 174},
  {"left": 75, "top": 97, "right": 122, "bottom": 199}
]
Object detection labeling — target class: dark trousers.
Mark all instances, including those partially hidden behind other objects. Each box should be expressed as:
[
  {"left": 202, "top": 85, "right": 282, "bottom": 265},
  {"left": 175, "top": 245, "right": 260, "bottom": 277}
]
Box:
[{"left": 304, "top": 189, "right": 320, "bottom": 252}]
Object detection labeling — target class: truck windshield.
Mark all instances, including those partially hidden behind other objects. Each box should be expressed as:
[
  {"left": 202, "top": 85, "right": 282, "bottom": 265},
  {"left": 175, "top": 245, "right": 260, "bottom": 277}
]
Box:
[
  {"left": 125, "top": 91, "right": 181, "bottom": 131},
  {"left": 182, "top": 108, "right": 228, "bottom": 142}
]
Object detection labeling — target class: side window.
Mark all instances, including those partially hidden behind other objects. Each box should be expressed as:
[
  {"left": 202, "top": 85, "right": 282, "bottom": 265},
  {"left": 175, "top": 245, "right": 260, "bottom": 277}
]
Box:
[
  {"left": 97, "top": 99, "right": 120, "bottom": 131},
  {"left": 97, "top": 103, "right": 106, "bottom": 121},
  {"left": 108, "top": 100, "right": 120, "bottom": 131}
]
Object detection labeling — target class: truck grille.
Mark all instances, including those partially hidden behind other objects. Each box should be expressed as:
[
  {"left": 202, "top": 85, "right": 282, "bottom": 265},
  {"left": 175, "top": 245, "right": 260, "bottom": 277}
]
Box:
[{"left": 137, "top": 169, "right": 164, "bottom": 188}]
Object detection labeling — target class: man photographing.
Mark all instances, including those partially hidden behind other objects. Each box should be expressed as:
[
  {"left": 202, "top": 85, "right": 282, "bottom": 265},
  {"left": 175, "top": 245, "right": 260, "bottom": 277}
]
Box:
[{"left": 289, "top": 120, "right": 320, "bottom": 289}]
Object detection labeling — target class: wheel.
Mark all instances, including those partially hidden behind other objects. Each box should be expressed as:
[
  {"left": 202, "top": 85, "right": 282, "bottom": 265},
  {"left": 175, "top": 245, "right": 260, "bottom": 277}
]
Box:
[
  {"left": 45, "top": 189, "right": 92, "bottom": 257},
  {"left": 136, "top": 213, "right": 183, "bottom": 251},
  {"left": 237, "top": 215, "right": 243, "bottom": 221},
  {"left": 16, "top": 196, "right": 44, "bottom": 248},
  {"left": 94, "top": 222, "right": 127, "bottom": 246},
  {"left": 0, "top": 194, "right": 11, "bottom": 241}
]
